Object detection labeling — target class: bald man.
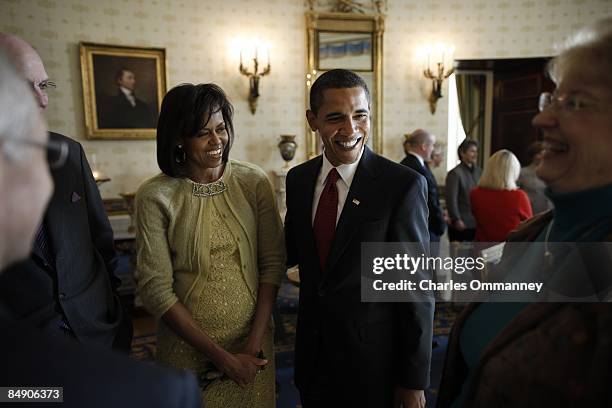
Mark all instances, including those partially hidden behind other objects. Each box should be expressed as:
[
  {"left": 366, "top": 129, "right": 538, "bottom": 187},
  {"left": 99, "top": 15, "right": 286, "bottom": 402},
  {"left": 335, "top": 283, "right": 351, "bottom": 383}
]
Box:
[
  {"left": 0, "top": 34, "right": 132, "bottom": 352},
  {"left": 401, "top": 130, "right": 446, "bottom": 245},
  {"left": 0, "top": 51, "right": 201, "bottom": 408}
]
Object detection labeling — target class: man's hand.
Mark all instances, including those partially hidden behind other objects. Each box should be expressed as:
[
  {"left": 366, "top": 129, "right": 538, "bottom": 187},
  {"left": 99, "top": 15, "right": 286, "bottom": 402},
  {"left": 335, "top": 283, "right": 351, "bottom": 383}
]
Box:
[
  {"left": 394, "top": 388, "right": 426, "bottom": 408},
  {"left": 453, "top": 219, "right": 466, "bottom": 231}
]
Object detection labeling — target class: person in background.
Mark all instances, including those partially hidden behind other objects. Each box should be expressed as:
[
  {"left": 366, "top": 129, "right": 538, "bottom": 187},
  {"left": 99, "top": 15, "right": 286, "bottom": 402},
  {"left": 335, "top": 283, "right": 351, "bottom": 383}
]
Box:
[
  {"left": 0, "top": 49, "right": 201, "bottom": 408},
  {"left": 428, "top": 144, "right": 444, "bottom": 169},
  {"left": 470, "top": 149, "right": 533, "bottom": 243},
  {"left": 0, "top": 33, "right": 132, "bottom": 352},
  {"left": 445, "top": 139, "right": 482, "bottom": 242},
  {"left": 517, "top": 141, "right": 554, "bottom": 214},
  {"left": 401, "top": 129, "right": 446, "bottom": 248},
  {"left": 136, "top": 83, "right": 285, "bottom": 408},
  {"left": 437, "top": 17, "right": 612, "bottom": 407}
]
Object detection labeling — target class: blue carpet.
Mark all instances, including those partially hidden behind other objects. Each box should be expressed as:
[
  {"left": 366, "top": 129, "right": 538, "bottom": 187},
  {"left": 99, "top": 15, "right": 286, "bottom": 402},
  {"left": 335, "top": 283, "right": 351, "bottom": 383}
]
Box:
[
  {"left": 131, "top": 281, "right": 459, "bottom": 408},
  {"left": 275, "top": 279, "right": 300, "bottom": 407}
]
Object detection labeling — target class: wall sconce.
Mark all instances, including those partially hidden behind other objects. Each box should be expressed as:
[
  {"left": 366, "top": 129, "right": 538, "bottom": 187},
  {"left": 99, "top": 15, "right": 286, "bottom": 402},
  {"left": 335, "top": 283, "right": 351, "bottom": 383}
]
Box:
[
  {"left": 422, "top": 43, "right": 455, "bottom": 114},
  {"left": 239, "top": 46, "right": 270, "bottom": 114},
  {"left": 90, "top": 154, "right": 110, "bottom": 185}
]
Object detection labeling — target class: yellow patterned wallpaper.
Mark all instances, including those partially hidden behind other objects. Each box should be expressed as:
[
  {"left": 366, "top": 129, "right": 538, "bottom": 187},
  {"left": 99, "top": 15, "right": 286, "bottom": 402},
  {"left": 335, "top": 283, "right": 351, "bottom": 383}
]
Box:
[{"left": 1, "top": 0, "right": 610, "bottom": 197}]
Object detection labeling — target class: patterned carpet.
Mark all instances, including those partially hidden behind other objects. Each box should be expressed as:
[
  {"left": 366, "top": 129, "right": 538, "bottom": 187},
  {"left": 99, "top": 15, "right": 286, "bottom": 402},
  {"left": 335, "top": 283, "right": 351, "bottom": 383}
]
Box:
[{"left": 130, "top": 282, "right": 461, "bottom": 408}]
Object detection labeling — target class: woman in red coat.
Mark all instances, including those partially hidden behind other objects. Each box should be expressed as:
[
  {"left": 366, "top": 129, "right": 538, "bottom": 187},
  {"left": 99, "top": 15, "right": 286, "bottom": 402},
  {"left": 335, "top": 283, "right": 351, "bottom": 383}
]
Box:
[{"left": 470, "top": 149, "right": 532, "bottom": 242}]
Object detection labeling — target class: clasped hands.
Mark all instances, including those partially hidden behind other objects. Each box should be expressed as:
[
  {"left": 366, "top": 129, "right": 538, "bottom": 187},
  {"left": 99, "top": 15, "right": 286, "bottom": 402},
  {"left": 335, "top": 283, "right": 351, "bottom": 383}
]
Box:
[{"left": 217, "top": 345, "right": 267, "bottom": 388}]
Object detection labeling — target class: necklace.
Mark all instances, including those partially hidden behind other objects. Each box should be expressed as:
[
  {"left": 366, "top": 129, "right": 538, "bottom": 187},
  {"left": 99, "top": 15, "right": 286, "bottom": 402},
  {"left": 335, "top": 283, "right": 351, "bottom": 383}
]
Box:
[
  {"left": 191, "top": 179, "right": 227, "bottom": 197},
  {"left": 544, "top": 220, "right": 554, "bottom": 268}
]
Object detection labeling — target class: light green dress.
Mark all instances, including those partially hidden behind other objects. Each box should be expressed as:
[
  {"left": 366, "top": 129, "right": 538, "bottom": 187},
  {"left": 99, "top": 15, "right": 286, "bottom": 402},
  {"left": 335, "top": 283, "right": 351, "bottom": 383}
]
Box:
[
  {"left": 157, "top": 204, "right": 275, "bottom": 407},
  {"left": 135, "top": 160, "right": 285, "bottom": 408}
]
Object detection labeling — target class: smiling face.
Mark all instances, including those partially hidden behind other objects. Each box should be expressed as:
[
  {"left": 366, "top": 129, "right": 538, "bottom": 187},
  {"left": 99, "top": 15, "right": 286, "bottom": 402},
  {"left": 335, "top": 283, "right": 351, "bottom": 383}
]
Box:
[
  {"left": 460, "top": 145, "right": 478, "bottom": 166},
  {"left": 532, "top": 67, "right": 612, "bottom": 193},
  {"left": 306, "top": 87, "right": 369, "bottom": 166},
  {"left": 182, "top": 109, "right": 228, "bottom": 178}
]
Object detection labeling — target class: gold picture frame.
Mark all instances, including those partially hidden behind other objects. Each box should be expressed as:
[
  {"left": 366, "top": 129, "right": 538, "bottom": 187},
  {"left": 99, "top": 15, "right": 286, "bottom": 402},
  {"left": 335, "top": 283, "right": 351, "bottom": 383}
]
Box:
[
  {"left": 306, "top": 11, "right": 385, "bottom": 159},
  {"left": 80, "top": 42, "right": 167, "bottom": 140}
]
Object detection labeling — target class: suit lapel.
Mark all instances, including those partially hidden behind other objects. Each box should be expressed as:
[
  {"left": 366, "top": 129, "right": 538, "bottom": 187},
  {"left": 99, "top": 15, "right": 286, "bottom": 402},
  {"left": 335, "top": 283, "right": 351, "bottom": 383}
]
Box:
[
  {"left": 44, "top": 133, "right": 69, "bottom": 270},
  {"left": 298, "top": 156, "right": 323, "bottom": 277},
  {"left": 322, "top": 147, "right": 380, "bottom": 282}
]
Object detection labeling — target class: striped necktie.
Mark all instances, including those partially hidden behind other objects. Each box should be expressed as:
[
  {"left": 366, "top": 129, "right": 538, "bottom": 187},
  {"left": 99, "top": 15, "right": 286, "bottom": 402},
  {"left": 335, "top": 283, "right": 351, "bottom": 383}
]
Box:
[{"left": 34, "top": 222, "right": 54, "bottom": 267}]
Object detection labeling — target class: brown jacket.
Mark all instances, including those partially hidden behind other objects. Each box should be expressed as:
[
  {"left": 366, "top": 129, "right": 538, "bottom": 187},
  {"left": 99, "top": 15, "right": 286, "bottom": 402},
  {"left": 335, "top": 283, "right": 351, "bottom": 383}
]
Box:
[{"left": 437, "top": 212, "right": 612, "bottom": 407}]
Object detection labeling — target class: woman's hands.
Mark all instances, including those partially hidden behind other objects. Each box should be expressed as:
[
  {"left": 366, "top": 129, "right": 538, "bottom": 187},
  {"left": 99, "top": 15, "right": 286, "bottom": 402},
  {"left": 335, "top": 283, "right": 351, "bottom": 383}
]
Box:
[{"left": 217, "top": 352, "right": 267, "bottom": 387}]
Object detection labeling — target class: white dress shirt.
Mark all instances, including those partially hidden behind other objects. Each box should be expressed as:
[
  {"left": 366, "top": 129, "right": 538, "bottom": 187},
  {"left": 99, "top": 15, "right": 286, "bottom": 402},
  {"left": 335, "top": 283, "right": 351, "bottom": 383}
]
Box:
[
  {"left": 408, "top": 151, "right": 426, "bottom": 168},
  {"left": 312, "top": 147, "right": 364, "bottom": 226},
  {"left": 120, "top": 86, "right": 136, "bottom": 107}
]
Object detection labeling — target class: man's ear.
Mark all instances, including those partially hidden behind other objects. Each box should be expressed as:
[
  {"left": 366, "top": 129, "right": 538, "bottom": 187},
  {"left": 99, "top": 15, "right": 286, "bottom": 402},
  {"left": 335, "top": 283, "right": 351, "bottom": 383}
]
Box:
[{"left": 306, "top": 110, "right": 318, "bottom": 132}]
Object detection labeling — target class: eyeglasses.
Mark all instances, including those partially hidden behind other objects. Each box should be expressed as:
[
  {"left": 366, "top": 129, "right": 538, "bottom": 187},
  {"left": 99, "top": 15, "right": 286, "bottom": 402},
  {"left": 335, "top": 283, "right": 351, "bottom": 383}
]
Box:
[
  {"left": 538, "top": 92, "right": 612, "bottom": 113},
  {"left": 31, "top": 80, "right": 56, "bottom": 93},
  {"left": 3, "top": 137, "right": 68, "bottom": 169}
]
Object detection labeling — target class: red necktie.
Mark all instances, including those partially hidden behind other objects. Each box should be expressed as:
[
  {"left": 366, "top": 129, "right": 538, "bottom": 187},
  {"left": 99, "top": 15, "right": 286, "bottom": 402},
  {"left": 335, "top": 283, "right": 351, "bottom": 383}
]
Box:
[{"left": 313, "top": 168, "right": 340, "bottom": 269}]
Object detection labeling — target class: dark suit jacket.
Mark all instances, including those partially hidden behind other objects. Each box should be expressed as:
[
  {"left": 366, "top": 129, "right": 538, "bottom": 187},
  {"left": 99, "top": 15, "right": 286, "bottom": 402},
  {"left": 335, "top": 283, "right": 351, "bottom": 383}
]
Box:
[
  {"left": 104, "top": 92, "right": 155, "bottom": 129},
  {"left": 436, "top": 212, "right": 612, "bottom": 407},
  {"left": 0, "top": 132, "right": 131, "bottom": 350},
  {"left": 400, "top": 154, "right": 446, "bottom": 239},
  {"left": 285, "top": 147, "right": 434, "bottom": 407},
  {"left": 0, "top": 314, "right": 201, "bottom": 408}
]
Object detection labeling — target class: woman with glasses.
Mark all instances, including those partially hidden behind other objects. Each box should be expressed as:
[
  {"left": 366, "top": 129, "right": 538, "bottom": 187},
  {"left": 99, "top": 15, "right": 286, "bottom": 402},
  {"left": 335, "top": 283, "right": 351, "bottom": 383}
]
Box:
[
  {"left": 437, "top": 17, "right": 612, "bottom": 407},
  {"left": 135, "top": 83, "right": 285, "bottom": 408}
]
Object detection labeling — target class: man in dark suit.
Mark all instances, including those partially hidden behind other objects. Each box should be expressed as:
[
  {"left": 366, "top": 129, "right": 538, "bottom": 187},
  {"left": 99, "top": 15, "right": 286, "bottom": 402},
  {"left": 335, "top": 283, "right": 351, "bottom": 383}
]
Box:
[
  {"left": 401, "top": 129, "right": 446, "bottom": 247},
  {"left": 285, "top": 69, "right": 433, "bottom": 408},
  {"left": 0, "top": 47, "right": 201, "bottom": 408},
  {"left": 103, "top": 67, "right": 156, "bottom": 128},
  {"left": 0, "top": 33, "right": 132, "bottom": 351}
]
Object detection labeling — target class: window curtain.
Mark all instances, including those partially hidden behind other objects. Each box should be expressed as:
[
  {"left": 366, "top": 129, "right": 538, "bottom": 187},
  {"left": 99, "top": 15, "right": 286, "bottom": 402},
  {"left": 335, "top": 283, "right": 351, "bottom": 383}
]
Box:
[{"left": 455, "top": 74, "right": 486, "bottom": 166}]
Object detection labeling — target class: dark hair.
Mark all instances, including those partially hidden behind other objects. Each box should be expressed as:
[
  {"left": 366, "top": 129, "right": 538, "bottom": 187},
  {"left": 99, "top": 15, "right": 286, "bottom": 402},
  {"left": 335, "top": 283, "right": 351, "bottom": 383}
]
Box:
[
  {"left": 156, "top": 83, "right": 235, "bottom": 177},
  {"left": 115, "top": 67, "right": 133, "bottom": 83},
  {"left": 457, "top": 139, "right": 478, "bottom": 158},
  {"left": 309, "top": 69, "right": 370, "bottom": 114}
]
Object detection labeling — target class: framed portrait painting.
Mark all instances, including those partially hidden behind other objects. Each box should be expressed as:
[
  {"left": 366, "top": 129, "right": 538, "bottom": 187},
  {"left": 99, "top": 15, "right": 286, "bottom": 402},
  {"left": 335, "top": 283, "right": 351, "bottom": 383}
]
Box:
[{"left": 80, "top": 42, "right": 167, "bottom": 140}]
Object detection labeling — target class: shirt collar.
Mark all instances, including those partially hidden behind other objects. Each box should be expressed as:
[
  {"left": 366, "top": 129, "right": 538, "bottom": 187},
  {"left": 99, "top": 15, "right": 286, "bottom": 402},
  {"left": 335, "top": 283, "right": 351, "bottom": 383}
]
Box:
[
  {"left": 319, "top": 146, "right": 364, "bottom": 188},
  {"left": 120, "top": 86, "right": 134, "bottom": 97},
  {"left": 408, "top": 151, "right": 425, "bottom": 167},
  {"left": 460, "top": 161, "right": 474, "bottom": 172}
]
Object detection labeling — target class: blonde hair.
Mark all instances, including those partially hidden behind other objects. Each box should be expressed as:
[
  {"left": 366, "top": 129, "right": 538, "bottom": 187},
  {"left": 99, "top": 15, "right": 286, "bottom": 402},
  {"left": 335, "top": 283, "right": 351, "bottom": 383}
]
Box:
[{"left": 478, "top": 149, "right": 521, "bottom": 190}]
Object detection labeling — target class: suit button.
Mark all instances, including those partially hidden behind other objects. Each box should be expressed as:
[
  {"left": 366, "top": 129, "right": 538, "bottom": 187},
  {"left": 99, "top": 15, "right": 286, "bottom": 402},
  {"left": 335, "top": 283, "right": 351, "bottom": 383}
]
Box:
[
  {"left": 59, "top": 293, "right": 66, "bottom": 300},
  {"left": 317, "top": 288, "right": 325, "bottom": 297}
]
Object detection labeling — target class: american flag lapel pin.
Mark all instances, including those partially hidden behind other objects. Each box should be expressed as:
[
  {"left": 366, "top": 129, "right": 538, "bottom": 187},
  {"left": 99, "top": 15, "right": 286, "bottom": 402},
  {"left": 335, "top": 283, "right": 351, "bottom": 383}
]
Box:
[{"left": 352, "top": 198, "right": 360, "bottom": 206}]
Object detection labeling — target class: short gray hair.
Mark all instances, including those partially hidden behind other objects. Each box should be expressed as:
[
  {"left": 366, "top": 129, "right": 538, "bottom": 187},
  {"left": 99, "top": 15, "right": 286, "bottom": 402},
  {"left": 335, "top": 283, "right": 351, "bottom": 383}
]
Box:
[
  {"left": 549, "top": 17, "right": 612, "bottom": 86},
  {"left": 0, "top": 50, "right": 39, "bottom": 162}
]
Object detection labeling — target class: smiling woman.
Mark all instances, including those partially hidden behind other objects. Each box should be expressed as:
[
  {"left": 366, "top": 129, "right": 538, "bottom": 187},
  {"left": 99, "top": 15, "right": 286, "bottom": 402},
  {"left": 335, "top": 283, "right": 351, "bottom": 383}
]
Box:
[
  {"left": 437, "top": 17, "right": 612, "bottom": 408},
  {"left": 135, "top": 83, "right": 286, "bottom": 408},
  {"left": 532, "top": 22, "right": 612, "bottom": 193}
]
